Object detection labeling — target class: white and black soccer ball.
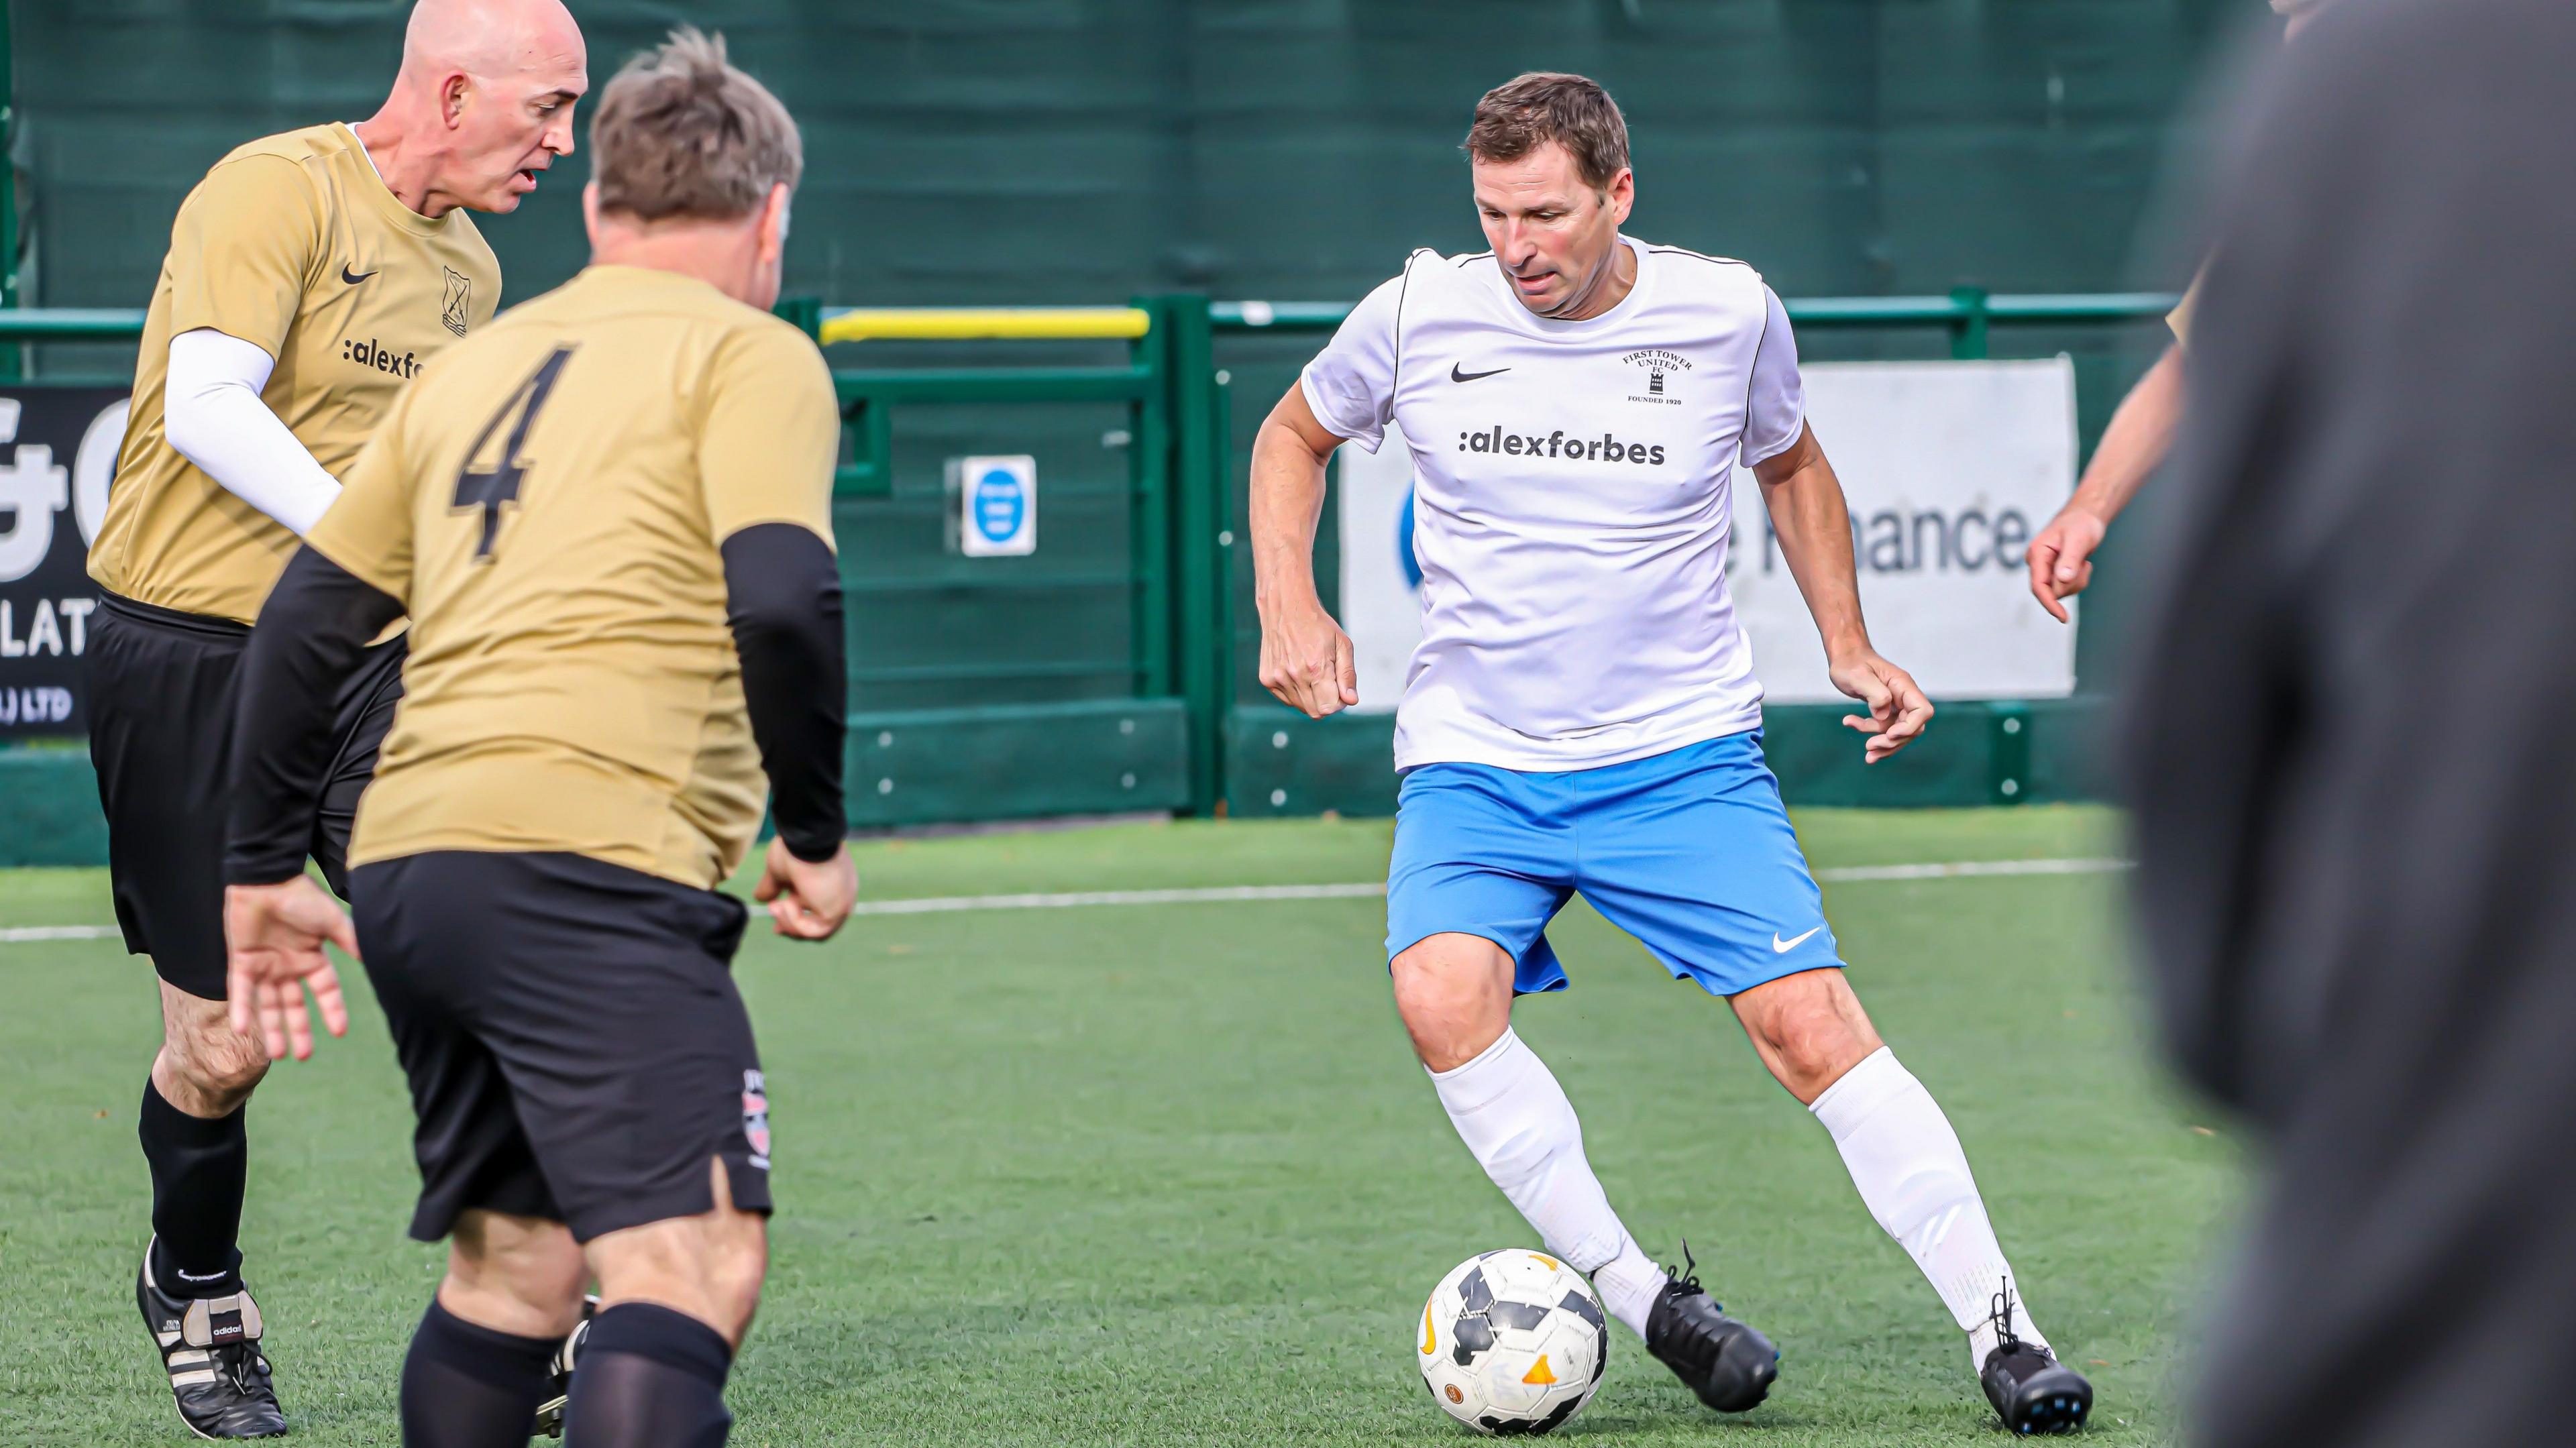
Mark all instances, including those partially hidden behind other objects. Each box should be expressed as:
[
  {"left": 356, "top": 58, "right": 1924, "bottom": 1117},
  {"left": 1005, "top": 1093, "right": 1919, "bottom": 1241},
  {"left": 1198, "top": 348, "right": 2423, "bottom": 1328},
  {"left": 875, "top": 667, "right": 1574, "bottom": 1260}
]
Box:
[{"left": 1417, "top": 1249, "right": 1609, "bottom": 1436}]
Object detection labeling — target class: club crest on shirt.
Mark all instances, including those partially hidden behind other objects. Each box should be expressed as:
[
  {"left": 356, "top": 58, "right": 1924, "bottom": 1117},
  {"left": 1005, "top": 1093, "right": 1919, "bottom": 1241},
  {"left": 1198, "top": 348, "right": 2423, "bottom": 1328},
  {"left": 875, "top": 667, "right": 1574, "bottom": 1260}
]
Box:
[
  {"left": 439, "top": 266, "right": 472, "bottom": 337},
  {"left": 1622, "top": 348, "right": 1691, "bottom": 406},
  {"left": 741, "top": 1068, "right": 771, "bottom": 1165}
]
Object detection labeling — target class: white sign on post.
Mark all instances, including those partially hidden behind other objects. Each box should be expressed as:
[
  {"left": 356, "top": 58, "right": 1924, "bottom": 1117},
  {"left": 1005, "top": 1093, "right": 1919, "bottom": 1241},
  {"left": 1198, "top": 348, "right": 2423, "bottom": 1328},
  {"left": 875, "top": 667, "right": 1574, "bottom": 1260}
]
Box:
[
  {"left": 1336, "top": 357, "right": 2078, "bottom": 713},
  {"left": 948, "top": 454, "right": 1037, "bottom": 557}
]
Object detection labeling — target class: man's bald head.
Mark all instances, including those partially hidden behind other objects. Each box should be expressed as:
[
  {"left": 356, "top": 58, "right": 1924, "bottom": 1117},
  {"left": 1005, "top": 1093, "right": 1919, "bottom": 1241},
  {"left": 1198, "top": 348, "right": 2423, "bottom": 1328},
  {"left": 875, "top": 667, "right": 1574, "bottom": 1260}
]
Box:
[
  {"left": 366, "top": 0, "right": 586, "bottom": 216},
  {"left": 400, "top": 0, "right": 582, "bottom": 87}
]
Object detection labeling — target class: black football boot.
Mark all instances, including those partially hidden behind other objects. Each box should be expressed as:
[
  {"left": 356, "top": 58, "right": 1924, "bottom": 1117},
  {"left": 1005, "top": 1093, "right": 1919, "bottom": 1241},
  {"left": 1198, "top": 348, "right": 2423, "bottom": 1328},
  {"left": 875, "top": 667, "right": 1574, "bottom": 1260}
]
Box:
[
  {"left": 1980, "top": 1279, "right": 2092, "bottom": 1435},
  {"left": 1642, "top": 1243, "right": 1778, "bottom": 1413},
  {"left": 530, "top": 1294, "right": 599, "bottom": 1439},
  {"left": 138, "top": 1240, "right": 287, "bottom": 1438}
]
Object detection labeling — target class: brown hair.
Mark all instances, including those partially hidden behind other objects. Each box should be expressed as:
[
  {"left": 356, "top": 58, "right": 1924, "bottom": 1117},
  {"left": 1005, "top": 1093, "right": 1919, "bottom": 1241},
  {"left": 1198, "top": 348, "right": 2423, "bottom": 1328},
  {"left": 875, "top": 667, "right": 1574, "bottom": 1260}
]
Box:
[
  {"left": 1462, "top": 72, "right": 1631, "bottom": 190},
  {"left": 590, "top": 27, "right": 802, "bottom": 222}
]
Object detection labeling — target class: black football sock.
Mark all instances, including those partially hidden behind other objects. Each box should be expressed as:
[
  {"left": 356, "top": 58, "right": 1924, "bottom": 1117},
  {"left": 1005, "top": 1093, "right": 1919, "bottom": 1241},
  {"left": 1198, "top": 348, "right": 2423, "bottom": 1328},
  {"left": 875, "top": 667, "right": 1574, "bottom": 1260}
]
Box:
[
  {"left": 400, "top": 1297, "right": 562, "bottom": 1448},
  {"left": 139, "top": 1078, "right": 246, "bottom": 1296},
  {"left": 562, "top": 1302, "right": 735, "bottom": 1448}
]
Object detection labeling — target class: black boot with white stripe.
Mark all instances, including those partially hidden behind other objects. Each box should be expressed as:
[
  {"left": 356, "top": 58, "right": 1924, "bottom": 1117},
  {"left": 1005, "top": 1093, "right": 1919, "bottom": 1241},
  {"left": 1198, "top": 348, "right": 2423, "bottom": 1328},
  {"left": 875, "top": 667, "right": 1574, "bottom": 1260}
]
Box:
[
  {"left": 138, "top": 1240, "right": 287, "bottom": 1438},
  {"left": 529, "top": 1294, "right": 598, "bottom": 1438}
]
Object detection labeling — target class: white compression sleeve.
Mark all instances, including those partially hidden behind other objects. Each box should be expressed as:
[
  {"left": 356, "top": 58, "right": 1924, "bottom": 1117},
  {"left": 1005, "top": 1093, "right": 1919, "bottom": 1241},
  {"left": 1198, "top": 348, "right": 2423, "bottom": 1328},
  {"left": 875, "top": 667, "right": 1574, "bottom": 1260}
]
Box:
[
  {"left": 1809, "top": 1047, "right": 2049, "bottom": 1368},
  {"left": 1430, "top": 1029, "right": 1668, "bottom": 1337},
  {"left": 163, "top": 328, "right": 342, "bottom": 537}
]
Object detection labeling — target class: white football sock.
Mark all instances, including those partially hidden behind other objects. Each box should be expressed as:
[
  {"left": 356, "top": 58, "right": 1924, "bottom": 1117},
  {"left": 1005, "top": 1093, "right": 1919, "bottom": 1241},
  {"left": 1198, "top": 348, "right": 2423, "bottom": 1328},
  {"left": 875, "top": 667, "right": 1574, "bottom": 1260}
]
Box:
[
  {"left": 1586, "top": 1238, "right": 1669, "bottom": 1342},
  {"left": 1430, "top": 1028, "right": 1668, "bottom": 1337},
  {"left": 1808, "top": 1047, "right": 2049, "bottom": 1374}
]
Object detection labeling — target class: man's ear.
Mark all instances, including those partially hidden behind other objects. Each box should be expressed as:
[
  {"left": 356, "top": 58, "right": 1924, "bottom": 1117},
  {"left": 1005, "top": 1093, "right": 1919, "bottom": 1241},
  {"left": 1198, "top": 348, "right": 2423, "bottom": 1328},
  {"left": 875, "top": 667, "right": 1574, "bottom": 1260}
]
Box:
[
  {"left": 759, "top": 182, "right": 792, "bottom": 264},
  {"left": 443, "top": 72, "right": 473, "bottom": 129},
  {"left": 580, "top": 180, "right": 602, "bottom": 248},
  {"left": 1606, "top": 168, "right": 1635, "bottom": 228}
]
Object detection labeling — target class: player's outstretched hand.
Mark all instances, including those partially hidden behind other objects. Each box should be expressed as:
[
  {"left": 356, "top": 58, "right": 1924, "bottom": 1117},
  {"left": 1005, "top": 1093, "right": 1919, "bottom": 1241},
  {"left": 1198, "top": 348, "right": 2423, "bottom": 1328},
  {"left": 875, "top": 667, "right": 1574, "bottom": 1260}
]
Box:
[
  {"left": 223, "top": 877, "right": 356, "bottom": 1063},
  {"left": 1829, "top": 649, "right": 1935, "bottom": 765},
  {"left": 1258, "top": 596, "right": 1359, "bottom": 719},
  {"left": 756, "top": 836, "right": 857, "bottom": 941},
  {"left": 2026, "top": 504, "right": 2106, "bottom": 623}
]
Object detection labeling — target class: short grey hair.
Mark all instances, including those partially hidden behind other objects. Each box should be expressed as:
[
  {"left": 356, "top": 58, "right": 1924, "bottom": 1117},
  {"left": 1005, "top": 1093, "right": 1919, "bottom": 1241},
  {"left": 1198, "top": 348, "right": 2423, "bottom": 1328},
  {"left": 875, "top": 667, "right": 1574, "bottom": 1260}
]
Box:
[
  {"left": 590, "top": 27, "right": 801, "bottom": 222},
  {"left": 2270, "top": 0, "right": 2336, "bottom": 15}
]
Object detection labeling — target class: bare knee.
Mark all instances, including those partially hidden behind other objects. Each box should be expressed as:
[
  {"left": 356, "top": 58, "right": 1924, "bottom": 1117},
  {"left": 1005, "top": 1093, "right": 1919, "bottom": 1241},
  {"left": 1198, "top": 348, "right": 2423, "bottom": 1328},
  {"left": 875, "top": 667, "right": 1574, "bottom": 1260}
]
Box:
[
  {"left": 1391, "top": 934, "right": 1515, "bottom": 1072},
  {"left": 1764, "top": 1013, "right": 1872, "bottom": 1099},
  {"left": 155, "top": 987, "right": 270, "bottom": 1115},
  {"left": 598, "top": 1215, "right": 764, "bottom": 1347},
  {"left": 443, "top": 1211, "right": 587, "bottom": 1339},
  {"left": 586, "top": 1160, "right": 769, "bottom": 1348},
  {"left": 1730, "top": 968, "right": 1884, "bottom": 1105},
  {"left": 708, "top": 1220, "right": 766, "bottom": 1339}
]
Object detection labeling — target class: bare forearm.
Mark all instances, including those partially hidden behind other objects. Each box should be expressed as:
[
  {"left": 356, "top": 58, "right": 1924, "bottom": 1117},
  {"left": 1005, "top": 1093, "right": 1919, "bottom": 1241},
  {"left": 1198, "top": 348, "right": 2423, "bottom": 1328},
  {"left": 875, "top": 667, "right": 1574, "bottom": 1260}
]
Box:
[
  {"left": 1759, "top": 437, "right": 1870, "bottom": 659},
  {"left": 1250, "top": 418, "right": 1330, "bottom": 617},
  {"left": 2067, "top": 343, "right": 2184, "bottom": 525}
]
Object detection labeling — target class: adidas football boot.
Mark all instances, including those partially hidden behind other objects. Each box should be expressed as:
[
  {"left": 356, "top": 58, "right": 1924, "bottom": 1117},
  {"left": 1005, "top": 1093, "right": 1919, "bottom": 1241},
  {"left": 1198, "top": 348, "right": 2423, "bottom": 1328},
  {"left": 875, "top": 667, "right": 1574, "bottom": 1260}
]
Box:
[
  {"left": 138, "top": 1239, "right": 287, "bottom": 1439},
  {"left": 530, "top": 1294, "right": 599, "bottom": 1438},
  {"left": 1642, "top": 1242, "right": 1778, "bottom": 1413},
  {"left": 1980, "top": 1280, "right": 2092, "bottom": 1435}
]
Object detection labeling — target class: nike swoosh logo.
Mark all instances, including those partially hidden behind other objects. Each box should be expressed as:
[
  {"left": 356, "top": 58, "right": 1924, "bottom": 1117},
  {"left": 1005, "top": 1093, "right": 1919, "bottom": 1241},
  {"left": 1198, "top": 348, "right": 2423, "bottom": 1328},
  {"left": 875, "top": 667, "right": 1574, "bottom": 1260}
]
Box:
[
  {"left": 1450, "top": 364, "right": 1509, "bottom": 383},
  {"left": 341, "top": 265, "right": 377, "bottom": 284},
  {"left": 1772, "top": 926, "right": 1823, "bottom": 954}
]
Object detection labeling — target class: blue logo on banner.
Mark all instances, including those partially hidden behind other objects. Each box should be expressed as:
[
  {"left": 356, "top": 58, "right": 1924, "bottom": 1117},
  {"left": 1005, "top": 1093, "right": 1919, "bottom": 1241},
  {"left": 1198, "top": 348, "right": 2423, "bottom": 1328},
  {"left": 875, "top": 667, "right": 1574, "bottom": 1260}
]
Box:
[
  {"left": 1396, "top": 482, "right": 1424, "bottom": 590},
  {"left": 973, "top": 466, "right": 1026, "bottom": 543}
]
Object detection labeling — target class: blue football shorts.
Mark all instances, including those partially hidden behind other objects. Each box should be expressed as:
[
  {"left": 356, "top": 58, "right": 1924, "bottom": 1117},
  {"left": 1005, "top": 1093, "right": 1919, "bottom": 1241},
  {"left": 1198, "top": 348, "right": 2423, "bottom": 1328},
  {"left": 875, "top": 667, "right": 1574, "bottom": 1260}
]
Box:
[{"left": 1385, "top": 731, "right": 1842, "bottom": 997}]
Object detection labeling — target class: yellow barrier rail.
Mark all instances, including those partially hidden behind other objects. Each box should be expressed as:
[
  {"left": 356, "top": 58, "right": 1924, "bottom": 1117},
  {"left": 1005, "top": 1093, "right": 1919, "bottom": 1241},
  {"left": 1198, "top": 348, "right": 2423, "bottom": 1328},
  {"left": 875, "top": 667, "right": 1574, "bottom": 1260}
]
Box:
[{"left": 818, "top": 307, "right": 1152, "bottom": 344}]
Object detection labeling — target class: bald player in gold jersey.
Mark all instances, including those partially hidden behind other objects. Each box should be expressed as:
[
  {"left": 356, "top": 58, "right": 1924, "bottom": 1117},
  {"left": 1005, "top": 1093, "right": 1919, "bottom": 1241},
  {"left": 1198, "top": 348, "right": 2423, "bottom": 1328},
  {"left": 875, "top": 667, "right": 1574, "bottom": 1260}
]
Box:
[
  {"left": 81, "top": 2, "right": 584, "bottom": 1436},
  {"left": 220, "top": 32, "right": 854, "bottom": 1448}
]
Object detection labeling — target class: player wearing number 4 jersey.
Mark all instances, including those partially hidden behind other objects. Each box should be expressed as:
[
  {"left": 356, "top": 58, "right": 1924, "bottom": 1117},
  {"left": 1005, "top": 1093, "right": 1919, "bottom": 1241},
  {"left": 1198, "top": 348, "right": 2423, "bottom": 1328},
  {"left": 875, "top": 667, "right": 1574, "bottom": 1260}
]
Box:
[
  {"left": 1251, "top": 73, "right": 2090, "bottom": 1434},
  {"left": 82, "top": 1, "right": 583, "bottom": 1435},
  {"left": 222, "top": 30, "right": 853, "bottom": 1448}
]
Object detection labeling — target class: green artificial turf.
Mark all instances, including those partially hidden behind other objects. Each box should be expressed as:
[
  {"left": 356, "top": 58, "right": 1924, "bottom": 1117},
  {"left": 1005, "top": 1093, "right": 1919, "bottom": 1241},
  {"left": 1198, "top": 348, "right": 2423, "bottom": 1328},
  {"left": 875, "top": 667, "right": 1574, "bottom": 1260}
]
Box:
[{"left": 0, "top": 806, "right": 2243, "bottom": 1445}]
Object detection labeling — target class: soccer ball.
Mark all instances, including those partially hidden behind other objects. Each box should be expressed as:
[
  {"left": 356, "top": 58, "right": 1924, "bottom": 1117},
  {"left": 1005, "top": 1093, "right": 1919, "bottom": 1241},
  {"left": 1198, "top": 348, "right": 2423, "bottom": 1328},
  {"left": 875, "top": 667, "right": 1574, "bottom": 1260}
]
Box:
[{"left": 1417, "top": 1249, "right": 1609, "bottom": 1435}]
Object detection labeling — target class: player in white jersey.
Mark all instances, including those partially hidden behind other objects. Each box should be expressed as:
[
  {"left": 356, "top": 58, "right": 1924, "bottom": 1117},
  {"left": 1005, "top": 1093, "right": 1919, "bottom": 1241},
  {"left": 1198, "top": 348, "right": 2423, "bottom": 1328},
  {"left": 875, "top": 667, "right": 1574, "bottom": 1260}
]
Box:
[{"left": 1250, "top": 73, "right": 2090, "bottom": 1435}]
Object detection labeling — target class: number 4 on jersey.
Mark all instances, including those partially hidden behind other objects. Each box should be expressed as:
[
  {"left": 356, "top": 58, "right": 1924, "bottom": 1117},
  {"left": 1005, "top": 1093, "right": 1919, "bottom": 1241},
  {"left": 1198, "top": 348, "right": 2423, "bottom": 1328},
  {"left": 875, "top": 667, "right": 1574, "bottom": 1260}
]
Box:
[{"left": 453, "top": 345, "right": 576, "bottom": 561}]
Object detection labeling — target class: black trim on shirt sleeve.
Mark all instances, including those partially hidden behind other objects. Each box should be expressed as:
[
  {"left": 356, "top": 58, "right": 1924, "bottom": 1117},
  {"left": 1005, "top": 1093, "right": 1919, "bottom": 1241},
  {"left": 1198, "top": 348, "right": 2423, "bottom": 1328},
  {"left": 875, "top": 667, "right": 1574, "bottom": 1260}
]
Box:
[
  {"left": 720, "top": 522, "right": 847, "bottom": 862},
  {"left": 225, "top": 545, "right": 405, "bottom": 885},
  {"left": 1391, "top": 249, "right": 1425, "bottom": 398}
]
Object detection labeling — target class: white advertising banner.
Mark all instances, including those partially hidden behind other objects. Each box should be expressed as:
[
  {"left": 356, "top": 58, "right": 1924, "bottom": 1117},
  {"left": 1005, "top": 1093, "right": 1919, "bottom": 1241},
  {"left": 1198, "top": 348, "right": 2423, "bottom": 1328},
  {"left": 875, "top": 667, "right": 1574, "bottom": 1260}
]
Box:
[{"left": 1336, "top": 357, "right": 2079, "bottom": 712}]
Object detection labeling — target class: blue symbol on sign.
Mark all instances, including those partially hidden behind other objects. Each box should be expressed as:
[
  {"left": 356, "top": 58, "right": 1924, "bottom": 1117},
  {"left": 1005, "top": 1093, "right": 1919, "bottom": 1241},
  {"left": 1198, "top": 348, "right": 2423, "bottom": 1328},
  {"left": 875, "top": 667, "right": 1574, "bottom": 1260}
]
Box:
[
  {"left": 973, "top": 466, "right": 1024, "bottom": 543},
  {"left": 1396, "top": 482, "right": 1424, "bottom": 590}
]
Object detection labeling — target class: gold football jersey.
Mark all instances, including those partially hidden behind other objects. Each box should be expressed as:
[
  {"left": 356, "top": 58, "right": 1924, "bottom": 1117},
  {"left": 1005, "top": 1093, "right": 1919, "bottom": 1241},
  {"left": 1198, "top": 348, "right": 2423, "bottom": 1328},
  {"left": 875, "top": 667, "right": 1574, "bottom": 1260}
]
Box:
[
  {"left": 307, "top": 266, "right": 841, "bottom": 889},
  {"left": 89, "top": 123, "right": 499, "bottom": 623}
]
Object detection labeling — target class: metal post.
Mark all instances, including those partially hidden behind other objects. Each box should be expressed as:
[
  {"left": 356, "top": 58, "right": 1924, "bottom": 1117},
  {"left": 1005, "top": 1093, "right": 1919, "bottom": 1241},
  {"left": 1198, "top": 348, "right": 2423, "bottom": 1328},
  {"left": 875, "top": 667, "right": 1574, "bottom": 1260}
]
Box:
[
  {"left": 1, "top": 5, "right": 19, "bottom": 382},
  {"left": 1162, "top": 294, "right": 1224, "bottom": 818},
  {"left": 1208, "top": 366, "right": 1235, "bottom": 811},
  {"left": 1128, "top": 296, "right": 1173, "bottom": 701},
  {"left": 1947, "top": 286, "right": 1990, "bottom": 359}
]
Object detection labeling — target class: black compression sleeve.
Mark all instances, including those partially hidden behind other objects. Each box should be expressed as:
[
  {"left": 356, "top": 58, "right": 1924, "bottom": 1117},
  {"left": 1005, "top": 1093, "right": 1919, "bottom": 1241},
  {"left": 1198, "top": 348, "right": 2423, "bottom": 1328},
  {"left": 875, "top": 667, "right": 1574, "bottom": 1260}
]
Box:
[
  {"left": 720, "top": 522, "right": 847, "bottom": 862},
  {"left": 224, "top": 546, "right": 404, "bottom": 885}
]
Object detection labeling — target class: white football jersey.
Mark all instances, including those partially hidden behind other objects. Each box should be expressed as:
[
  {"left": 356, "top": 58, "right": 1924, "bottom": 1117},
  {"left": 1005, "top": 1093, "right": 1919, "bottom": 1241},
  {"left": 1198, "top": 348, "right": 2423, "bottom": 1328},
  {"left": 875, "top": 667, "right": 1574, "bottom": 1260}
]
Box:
[{"left": 1300, "top": 236, "right": 1807, "bottom": 771}]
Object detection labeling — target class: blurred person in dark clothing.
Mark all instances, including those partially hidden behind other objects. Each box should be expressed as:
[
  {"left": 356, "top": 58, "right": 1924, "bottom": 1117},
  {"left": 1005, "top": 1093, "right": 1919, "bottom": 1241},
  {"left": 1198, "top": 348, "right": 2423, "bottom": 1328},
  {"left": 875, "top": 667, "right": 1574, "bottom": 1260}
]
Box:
[{"left": 2123, "top": 1, "right": 2576, "bottom": 1445}]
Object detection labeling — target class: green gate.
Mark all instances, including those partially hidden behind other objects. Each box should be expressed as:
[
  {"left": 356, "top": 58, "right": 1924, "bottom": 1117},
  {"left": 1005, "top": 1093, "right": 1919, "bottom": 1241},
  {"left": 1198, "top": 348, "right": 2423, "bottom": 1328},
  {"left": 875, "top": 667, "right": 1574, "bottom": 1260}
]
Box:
[{"left": 804, "top": 300, "right": 1226, "bottom": 826}]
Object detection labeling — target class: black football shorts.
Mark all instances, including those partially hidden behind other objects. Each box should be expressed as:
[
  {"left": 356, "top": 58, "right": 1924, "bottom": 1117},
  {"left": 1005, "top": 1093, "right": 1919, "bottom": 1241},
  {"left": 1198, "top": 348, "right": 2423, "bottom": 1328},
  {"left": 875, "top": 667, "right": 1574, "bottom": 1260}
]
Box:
[
  {"left": 348, "top": 849, "right": 773, "bottom": 1243},
  {"left": 85, "top": 591, "right": 405, "bottom": 1000}
]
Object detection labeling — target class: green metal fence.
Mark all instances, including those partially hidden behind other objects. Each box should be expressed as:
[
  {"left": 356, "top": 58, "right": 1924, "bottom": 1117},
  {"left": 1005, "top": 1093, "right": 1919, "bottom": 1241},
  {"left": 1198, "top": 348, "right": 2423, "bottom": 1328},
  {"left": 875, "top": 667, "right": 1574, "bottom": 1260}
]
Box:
[{"left": 0, "top": 288, "right": 2169, "bottom": 848}]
